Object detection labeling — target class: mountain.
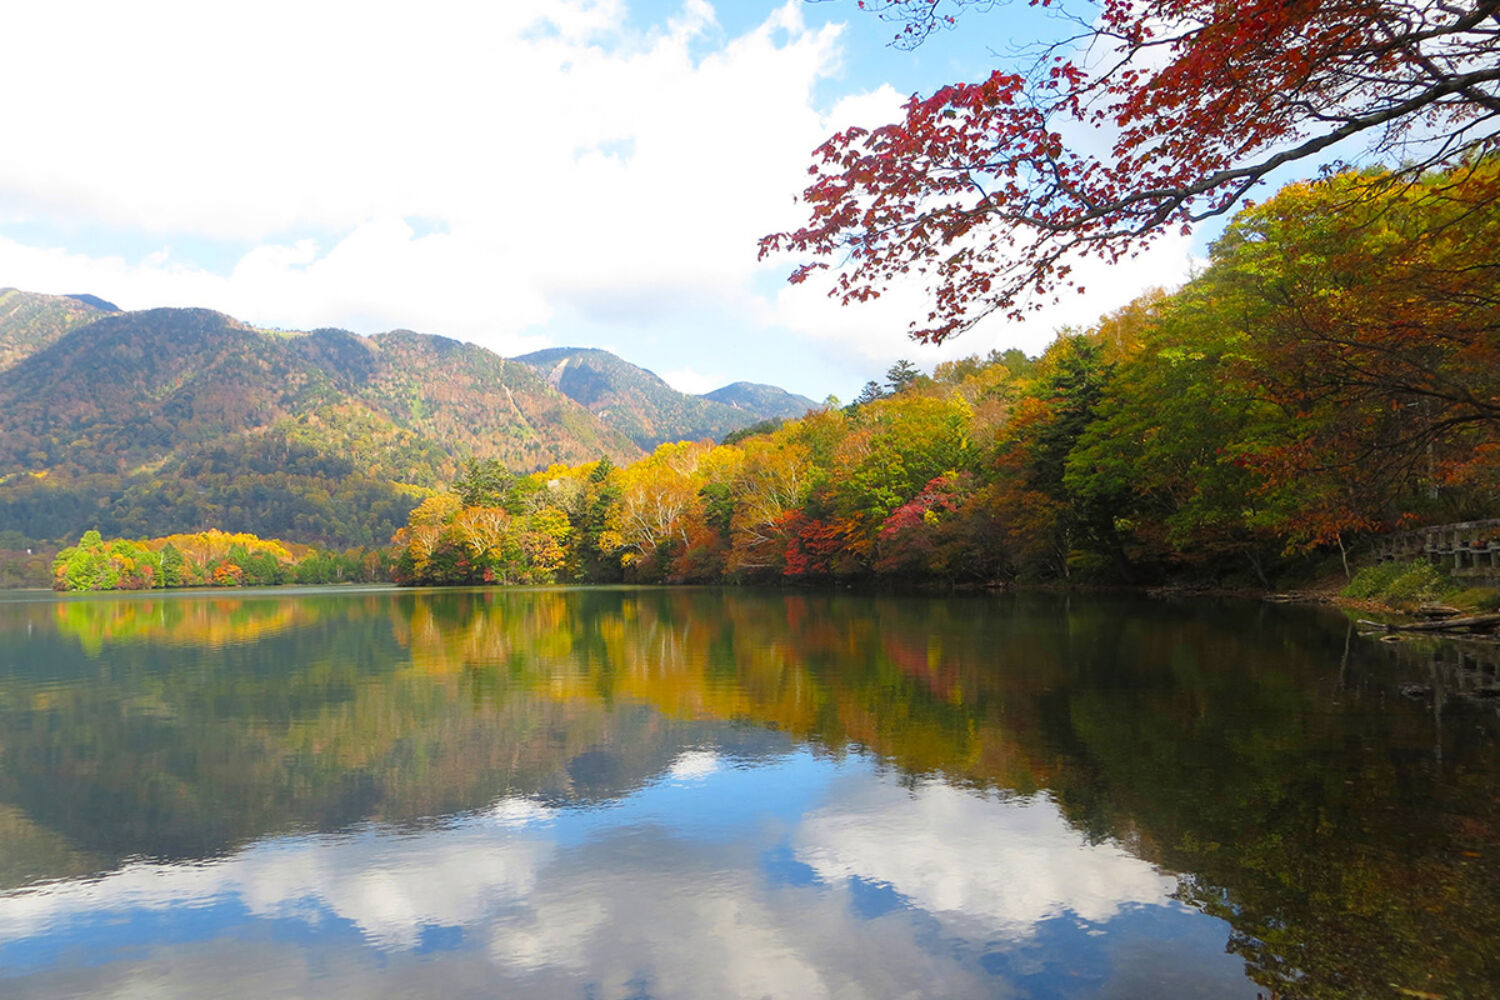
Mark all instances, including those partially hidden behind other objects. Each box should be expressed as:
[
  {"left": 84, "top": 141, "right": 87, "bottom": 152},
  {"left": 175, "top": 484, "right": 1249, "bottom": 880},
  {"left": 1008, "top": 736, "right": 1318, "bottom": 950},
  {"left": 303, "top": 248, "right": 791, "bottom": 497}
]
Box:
[
  {"left": 701, "top": 381, "right": 818, "bottom": 421},
  {"left": 0, "top": 309, "right": 640, "bottom": 475},
  {"left": 514, "top": 347, "right": 816, "bottom": 449},
  {"left": 63, "top": 293, "right": 120, "bottom": 311},
  {"left": 0, "top": 294, "right": 819, "bottom": 548},
  {"left": 0, "top": 288, "right": 116, "bottom": 372},
  {"left": 0, "top": 306, "right": 642, "bottom": 546}
]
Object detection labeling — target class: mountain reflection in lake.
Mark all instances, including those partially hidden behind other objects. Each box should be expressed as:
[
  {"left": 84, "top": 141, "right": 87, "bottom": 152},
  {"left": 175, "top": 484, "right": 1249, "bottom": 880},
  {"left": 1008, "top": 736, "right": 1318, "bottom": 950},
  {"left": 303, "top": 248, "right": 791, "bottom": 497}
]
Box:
[{"left": 0, "top": 586, "right": 1495, "bottom": 998}]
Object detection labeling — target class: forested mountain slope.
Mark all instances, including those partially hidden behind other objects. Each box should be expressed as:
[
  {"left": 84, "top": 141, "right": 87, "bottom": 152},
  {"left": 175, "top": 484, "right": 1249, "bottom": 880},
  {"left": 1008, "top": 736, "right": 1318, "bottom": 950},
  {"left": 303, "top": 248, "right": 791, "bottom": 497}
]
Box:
[
  {"left": 0, "top": 310, "right": 640, "bottom": 475},
  {"left": 0, "top": 288, "right": 116, "bottom": 372},
  {"left": 0, "top": 305, "right": 642, "bottom": 546}
]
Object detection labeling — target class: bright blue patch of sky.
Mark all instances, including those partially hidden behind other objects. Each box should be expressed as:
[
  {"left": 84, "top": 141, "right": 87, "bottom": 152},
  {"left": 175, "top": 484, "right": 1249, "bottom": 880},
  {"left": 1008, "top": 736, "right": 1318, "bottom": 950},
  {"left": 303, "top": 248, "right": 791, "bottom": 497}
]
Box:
[
  {"left": 760, "top": 840, "right": 822, "bottom": 887},
  {"left": 620, "top": 0, "right": 1075, "bottom": 112},
  {"left": 846, "top": 874, "right": 907, "bottom": 919}
]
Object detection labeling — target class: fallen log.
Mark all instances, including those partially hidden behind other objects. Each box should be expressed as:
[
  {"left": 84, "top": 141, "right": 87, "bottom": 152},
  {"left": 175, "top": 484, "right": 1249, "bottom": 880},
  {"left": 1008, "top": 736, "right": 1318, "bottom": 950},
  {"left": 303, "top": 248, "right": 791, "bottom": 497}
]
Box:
[{"left": 1356, "top": 613, "right": 1500, "bottom": 633}]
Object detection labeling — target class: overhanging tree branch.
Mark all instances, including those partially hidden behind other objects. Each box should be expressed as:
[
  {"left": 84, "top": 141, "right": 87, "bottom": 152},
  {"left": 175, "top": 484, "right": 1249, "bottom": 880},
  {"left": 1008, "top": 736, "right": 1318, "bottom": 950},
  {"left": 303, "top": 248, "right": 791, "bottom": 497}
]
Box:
[{"left": 766, "top": 0, "right": 1500, "bottom": 343}]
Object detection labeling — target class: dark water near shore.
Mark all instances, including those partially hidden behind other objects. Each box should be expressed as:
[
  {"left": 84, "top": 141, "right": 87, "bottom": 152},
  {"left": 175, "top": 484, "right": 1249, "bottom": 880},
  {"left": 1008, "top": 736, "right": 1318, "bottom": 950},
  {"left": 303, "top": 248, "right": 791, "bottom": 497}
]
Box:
[{"left": 0, "top": 586, "right": 1495, "bottom": 998}]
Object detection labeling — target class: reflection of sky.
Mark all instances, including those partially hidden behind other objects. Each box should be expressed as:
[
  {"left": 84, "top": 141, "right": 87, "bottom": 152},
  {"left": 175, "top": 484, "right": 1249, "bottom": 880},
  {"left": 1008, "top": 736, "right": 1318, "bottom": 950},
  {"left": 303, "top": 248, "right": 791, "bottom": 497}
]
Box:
[
  {"left": 794, "top": 777, "right": 1179, "bottom": 936},
  {"left": 0, "top": 749, "right": 1257, "bottom": 999}
]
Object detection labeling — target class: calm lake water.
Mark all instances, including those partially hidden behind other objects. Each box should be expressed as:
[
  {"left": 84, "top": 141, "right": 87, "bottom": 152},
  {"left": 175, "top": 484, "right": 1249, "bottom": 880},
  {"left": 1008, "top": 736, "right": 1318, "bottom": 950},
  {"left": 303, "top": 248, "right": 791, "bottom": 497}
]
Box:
[{"left": 0, "top": 586, "right": 1495, "bottom": 999}]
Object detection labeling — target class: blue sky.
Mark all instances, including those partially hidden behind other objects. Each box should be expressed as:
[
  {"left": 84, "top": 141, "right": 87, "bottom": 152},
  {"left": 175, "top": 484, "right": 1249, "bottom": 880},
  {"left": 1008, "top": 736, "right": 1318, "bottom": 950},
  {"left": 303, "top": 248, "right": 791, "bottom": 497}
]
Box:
[{"left": 0, "top": 0, "right": 1200, "bottom": 402}]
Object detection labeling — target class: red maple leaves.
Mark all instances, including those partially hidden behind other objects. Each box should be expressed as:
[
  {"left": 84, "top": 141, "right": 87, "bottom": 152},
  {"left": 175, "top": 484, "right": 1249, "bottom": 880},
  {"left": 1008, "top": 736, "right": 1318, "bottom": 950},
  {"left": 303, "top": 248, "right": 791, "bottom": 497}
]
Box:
[{"left": 764, "top": 0, "right": 1500, "bottom": 343}]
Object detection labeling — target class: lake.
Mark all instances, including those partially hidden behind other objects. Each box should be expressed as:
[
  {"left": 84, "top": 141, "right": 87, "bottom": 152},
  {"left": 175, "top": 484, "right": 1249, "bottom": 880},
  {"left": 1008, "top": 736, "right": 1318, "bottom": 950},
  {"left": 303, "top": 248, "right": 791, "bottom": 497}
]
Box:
[{"left": 0, "top": 586, "right": 1495, "bottom": 998}]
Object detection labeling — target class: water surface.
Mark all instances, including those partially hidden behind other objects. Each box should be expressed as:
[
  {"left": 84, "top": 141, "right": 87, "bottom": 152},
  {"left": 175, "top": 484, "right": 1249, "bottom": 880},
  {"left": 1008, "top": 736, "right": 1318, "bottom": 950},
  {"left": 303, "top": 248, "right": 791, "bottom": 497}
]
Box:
[{"left": 0, "top": 586, "right": 1495, "bottom": 998}]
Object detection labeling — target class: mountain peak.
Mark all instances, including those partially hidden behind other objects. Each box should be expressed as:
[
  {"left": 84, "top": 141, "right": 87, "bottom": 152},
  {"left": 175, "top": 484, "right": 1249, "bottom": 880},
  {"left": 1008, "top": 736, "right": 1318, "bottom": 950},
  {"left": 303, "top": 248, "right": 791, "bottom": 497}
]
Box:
[
  {"left": 0, "top": 288, "right": 118, "bottom": 372},
  {"left": 512, "top": 348, "right": 815, "bottom": 448},
  {"left": 701, "top": 382, "right": 818, "bottom": 420},
  {"left": 64, "top": 293, "right": 119, "bottom": 311}
]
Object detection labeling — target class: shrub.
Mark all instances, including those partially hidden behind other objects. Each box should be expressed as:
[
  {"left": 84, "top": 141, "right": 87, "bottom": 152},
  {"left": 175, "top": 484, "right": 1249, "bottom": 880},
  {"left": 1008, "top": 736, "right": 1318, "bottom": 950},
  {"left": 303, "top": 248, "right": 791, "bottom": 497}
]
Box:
[{"left": 1343, "top": 558, "right": 1448, "bottom": 607}]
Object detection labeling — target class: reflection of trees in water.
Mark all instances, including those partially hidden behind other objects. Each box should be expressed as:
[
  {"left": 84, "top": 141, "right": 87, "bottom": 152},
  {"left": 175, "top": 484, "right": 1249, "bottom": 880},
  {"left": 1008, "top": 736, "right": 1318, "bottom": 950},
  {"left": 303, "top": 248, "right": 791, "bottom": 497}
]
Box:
[
  {"left": 0, "top": 589, "right": 1496, "bottom": 997},
  {"left": 50, "top": 595, "right": 309, "bottom": 656},
  {"left": 1359, "top": 630, "right": 1500, "bottom": 704},
  {"left": 1044, "top": 613, "right": 1500, "bottom": 1000}
]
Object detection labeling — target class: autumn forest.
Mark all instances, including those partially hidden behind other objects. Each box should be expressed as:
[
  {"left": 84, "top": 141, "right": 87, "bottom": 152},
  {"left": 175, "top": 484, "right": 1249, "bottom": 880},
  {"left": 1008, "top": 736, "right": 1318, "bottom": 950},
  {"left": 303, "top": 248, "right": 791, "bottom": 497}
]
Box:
[
  {"left": 7, "top": 4, "right": 1500, "bottom": 997},
  {"left": 43, "top": 159, "right": 1497, "bottom": 594},
  {"left": 385, "top": 163, "right": 1500, "bottom": 589}
]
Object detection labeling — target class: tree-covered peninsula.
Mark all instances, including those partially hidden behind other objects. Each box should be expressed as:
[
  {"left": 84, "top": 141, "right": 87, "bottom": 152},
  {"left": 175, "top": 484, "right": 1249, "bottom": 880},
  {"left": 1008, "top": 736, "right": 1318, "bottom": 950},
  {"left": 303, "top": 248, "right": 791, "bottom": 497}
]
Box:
[{"left": 52, "top": 529, "right": 386, "bottom": 591}]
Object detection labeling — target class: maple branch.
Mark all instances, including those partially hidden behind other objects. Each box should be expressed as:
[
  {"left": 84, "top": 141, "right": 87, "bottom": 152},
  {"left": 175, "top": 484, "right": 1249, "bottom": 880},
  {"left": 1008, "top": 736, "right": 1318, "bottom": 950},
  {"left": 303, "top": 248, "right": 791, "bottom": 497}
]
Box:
[{"left": 769, "top": 0, "right": 1500, "bottom": 343}]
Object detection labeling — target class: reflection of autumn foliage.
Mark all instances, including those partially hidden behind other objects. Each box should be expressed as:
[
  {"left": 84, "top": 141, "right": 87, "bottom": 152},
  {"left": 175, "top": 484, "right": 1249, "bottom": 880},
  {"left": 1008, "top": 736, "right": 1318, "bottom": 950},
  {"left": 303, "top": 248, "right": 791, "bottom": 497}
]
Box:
[
  {"left": 52, "top": 596, "right": 306, "bottom": 656},
  {"left": 11, "top": 585, "right": 1500, "bottom": 998},
  {"left": 382, "top": 588, "right": 1052, "bottom": 792}
]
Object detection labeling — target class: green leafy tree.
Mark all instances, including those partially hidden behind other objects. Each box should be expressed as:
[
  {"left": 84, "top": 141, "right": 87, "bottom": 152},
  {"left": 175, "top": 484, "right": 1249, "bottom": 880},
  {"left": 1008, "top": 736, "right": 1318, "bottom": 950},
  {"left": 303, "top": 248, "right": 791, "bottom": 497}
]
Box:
[
  {"left": 452, "top": 458, "right": 515, "bottom": 508},
  {"left": 159, "top": 542, "right": 187, "bottom": 587},
  {"left": 1065, "top": 290, "right": 1288, "bottom": 584},
  {"left": 885, "top": 359, "right": 922, "bottom": 393}
]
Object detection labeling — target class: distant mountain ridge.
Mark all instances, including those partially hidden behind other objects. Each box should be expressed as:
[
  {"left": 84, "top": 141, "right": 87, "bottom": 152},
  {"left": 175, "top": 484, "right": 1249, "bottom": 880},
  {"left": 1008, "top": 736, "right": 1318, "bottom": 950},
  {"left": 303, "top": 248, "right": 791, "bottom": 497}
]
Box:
[
  {"left": 64, "top": 293, "right": 120, "bottom": 311},
  {"left": 702, "top": 381, "right": 820, "bottom": 420},
  {"left": 0, "top": 292, "right": 823, "bottom": 546},
  {"left": 0, "top": 304, "right": 641, "bottom": 545},
  {"left": 514, "top": 347, "right": 817, "bottom": 449}
]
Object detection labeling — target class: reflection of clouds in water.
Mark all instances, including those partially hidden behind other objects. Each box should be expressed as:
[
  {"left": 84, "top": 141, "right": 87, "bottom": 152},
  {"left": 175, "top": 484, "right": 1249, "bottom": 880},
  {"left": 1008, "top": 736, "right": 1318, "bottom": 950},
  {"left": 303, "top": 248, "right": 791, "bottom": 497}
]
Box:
[
  {"left": 490, "top": 795, "right": 558, "bottom": 828},
  {"left": 795, "top": 781, "right": 1178, "bottom": 937},
  {"left": 6, "top": 848, "right": 1003, "bottom": 1000},
  {"left": 490, "top": 896, "right": 609, "bottom": 972},
  {"left": 239, "top": 831, "right": 552, "bottom": 949},
  {"left": 476, "top": 836, "right": 1020, "bottom": 1000},
  {"left": 0, "top": 766, "right": 1242, "bottom": 999},
  {"left": 0, "top": 806, "right": 557, "bottom": 950},
  {"left": 488, "top": 867, "right": 837, "bottom": 997},
  {"left": 666, "top": 748, "right": 721, "bottom": 781}
]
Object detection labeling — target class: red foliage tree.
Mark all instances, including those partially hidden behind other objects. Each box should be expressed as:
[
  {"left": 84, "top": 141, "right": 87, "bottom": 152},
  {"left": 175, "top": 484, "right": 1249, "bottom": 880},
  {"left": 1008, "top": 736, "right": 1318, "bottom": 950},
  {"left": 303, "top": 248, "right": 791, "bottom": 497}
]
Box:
[{"left": 765, "top": 0, "right": 1500, "bottom": 343}]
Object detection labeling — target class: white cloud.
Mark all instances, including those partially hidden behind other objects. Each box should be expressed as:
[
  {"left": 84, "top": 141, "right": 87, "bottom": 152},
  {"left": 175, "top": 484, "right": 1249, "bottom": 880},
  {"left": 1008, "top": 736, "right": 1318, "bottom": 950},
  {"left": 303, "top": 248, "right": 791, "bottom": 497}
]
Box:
[
  {"left": 0, "top": 1, "right": 849, "bottom": 354},
  {"left": 794, "top": 781, "right": 1179, "bottom": 938},
  {"left": 0, "top": 0, "right": 1202, "bottom": 391},
  {"left": 660, "top": 367, "right": 727, "bottom": 394},
  {"left": 773, "top": 229, "right": 1198, "bottom": 371}
]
